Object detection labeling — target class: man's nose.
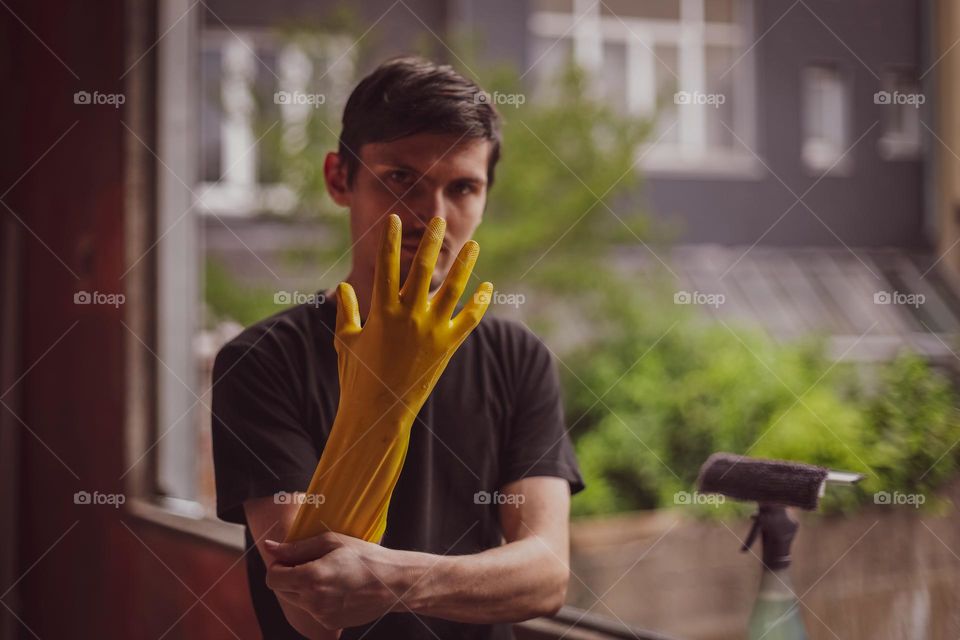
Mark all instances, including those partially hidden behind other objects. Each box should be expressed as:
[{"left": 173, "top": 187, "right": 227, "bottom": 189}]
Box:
[{"left": 403, "top": 187, "right": 447, "bottom": 224}]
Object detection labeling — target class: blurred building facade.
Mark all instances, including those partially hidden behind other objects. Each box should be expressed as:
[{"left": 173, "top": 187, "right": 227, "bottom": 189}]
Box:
[
  {"left": 199, "top": 0, "right": 928, "bottom": 244},
  {"left": 199, "top": 0, "right": 956, "bottom": 358}
]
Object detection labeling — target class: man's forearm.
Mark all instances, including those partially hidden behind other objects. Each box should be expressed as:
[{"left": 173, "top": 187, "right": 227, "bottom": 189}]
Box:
[{"left": 394, "top": 536, "right": 568, "bottom": 623}]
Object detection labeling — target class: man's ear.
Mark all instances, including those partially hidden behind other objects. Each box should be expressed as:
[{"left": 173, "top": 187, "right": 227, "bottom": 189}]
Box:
[{"left": 324, "top": 151, "right": 352, "bottom": 207}]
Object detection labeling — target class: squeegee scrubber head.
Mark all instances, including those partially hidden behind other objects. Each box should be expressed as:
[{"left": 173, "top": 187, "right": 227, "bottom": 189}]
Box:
[{"left": 697, "top": 452, "right": 829, "bottom": 510}]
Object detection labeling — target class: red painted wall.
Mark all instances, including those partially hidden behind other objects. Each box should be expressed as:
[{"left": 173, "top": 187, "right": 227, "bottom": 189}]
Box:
[{"left": 4, "top": 1, "right": 259, "bottom": 637}]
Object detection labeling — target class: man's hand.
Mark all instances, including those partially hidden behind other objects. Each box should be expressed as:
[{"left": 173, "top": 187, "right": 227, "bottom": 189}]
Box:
[
  {"left": 286, "top": 213, "right": 493, "bottom": 543},
  {"left": 264, "top": 532, "right": 407, "bottom": 631},
  {"left": 253, "top": 476, "right": 571, "bottom": 633},
  {"left": 333, "top": 213, "right": 493, "bottom": 421}
]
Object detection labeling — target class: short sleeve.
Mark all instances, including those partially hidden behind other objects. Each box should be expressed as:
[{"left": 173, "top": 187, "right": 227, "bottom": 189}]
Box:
[
  {"left": 211, "top": 341, "right": 320, "bottom": 525},
  {"left": 499, "top": 329, "right": 585, "bottom": 495}
]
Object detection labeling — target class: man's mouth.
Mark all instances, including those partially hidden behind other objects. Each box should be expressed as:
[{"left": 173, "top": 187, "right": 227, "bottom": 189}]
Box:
[{"left": 401, "top": 237, "right": 447, "bottom": 256}]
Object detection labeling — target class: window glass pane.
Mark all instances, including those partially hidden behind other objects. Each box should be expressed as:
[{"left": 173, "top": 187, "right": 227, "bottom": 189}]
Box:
[
  {"left": 802, "top": 64, "right": 848, "bottom": 171},
  {"left": 530, "top": 35, "right": 574, "bottom": 100},
  {"left": 653, "top": 43, "right": 680, "bottom": 144},
  {"left": 255, "top": 49, "right": 282, "bottom": 184},
  {"left": 601, "top": 0, "right": 681, "bottom": 20},
  {"left": 532, "top": 0, "right": 574, "bottom": 12},
  {"left": 877, "top": 69, "right": 922, "bottom": 159},
  {"left": 602, "top": 41, "right": 628, "bottom": 112},
  {"left": 888, "top": 71, "right": 921, "bottom": 136},
  {"left": 705, "top": 0, "right": 736, "bottom": 23},
  {"left": 705, "top": 44, "right": 736, "bottom": 150},
  {"left": 200, "top": 49, "right": 223, "bottom": 182}
]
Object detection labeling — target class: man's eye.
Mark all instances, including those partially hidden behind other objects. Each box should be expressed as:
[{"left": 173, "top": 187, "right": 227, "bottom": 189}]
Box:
[
  {"left": 450, "top": 182, "right": 476, "bottom": 196},
  {"left": 388, "top": 170, "right": 411, "bottom": 185}
]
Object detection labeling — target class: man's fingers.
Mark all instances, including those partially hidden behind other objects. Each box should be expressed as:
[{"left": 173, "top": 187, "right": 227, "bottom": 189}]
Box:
[
  {"left": 451, "top": 281, "right": 493, "bottom": 341},
  {"left": 265, "top": 562, "right": 321, "bottom": 594},
  {"left": 430, "top": 240, "right": 479, "bottom": 321},
  {"left": 400, "top": 217, "right": 445, "bottom": 309},
  {"left": 267, "top": 531, "right": 342, "bottom": 566},
  {"left": 335, "top": 282, "right": 361, "bottom": 337},
  {"left": 372, "top": 214, "right": 401, "bottom": 309}
]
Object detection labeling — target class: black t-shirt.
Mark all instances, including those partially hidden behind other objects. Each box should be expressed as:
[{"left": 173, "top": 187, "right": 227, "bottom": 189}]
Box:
[{"left": 211, "top": 291, "right": 585, "bottom": 640}]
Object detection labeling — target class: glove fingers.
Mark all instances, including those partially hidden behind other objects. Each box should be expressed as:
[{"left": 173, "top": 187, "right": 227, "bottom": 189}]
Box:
[
  {"left": 451, "top": 281, "right": 493, "bottom": 341},
  {"left": 372, "top": 214, "right": 401, "bottom": 309},
  {"left": 430, "top": 240, "right": 479, "bottom": 321},
  {"left": 335, "top": 282, "right": 361, "bottom": 336},
  {"left": 400, "top": 217, "right": 445, "bottom": 309}
]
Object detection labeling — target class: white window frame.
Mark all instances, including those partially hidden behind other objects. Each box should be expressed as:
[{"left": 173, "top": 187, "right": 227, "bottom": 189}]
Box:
[
  {"left": 126, "top": 5, "right": 357, "bottom": 548},
  {"left": 123, "top": 0, "right": 244, "bottom": 548},
  {"left": 801, "top": 62, "right": 852, "bottom": 176},
  {"left": 197, "top": 29, "right": 355, "bottom": 217},
  {"left": 877, "top": 68, "right": 923, "bottom": 161},
  {"left": 529, "top": 0, "right": 760, "bottom": 177}
]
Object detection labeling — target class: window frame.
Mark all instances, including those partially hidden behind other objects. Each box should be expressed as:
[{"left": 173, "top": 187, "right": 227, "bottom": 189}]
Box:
[
  {"left": 197, "top": 28, "right": 356, "bottom": 217},
  {"left": 124, "top": 0, "right": 244, "bottom": 550},
  {"left": 125, "top": 1, "right": 358, "bottom": 550},
  {"left": 800, "top": 61, "right": 853, "bottom": 176},
  {"left": 876, "top": 67, "right": 924, "bottom": 162},
  {"left": 528, "top": 0, "right": 761, "bottom": 178},
  {"left": 198, "top": 28, "right": 297, "bottom": 217}
]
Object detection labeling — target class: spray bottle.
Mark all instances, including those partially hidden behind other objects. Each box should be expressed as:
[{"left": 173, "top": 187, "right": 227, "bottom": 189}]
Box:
[{"left": 696, "top": 453, "right": 862, "bottom": 640}]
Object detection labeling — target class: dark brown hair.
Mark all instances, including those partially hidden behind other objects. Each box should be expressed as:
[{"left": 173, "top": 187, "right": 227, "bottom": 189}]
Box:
[{"left": 338, "top": 56, "right": 502, "bottom": 187}]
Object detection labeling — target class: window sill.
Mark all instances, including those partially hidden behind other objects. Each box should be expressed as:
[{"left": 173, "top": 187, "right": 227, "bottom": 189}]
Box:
[
  {"left": 196, "top": 182, "right": 297, "bottom": 217},
  {"left": 878, "top": 136, "right": 921, "bottom": 161},
  {"left": 639, "top": 149, "right": 765, "bottom": 180},
  {"left": 126, "top": 496, "right": 245, "bottom": 551}
]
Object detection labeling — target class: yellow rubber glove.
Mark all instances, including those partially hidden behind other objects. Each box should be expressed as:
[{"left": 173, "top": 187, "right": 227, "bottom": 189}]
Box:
[{"left": 285, "top": 214, "right": 493, "bottom": 543}]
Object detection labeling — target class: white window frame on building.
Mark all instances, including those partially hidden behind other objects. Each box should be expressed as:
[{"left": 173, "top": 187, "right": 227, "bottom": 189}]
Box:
[
  {"left": 528, "top": 0, "right": 759, "bottom": 177},
  {"left": 876, "top": 67, "right": 924, "bottom": 162},
  {"left": 801, "top": 62, "right": 852, "bottom": 175},
  {"left": 198, "top": 28, "right": 355, "bottom": 217}
]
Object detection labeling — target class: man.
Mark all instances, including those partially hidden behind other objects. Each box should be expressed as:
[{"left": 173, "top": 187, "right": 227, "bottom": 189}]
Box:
[{"left": 212, "top": 56, "right": 585, "bottom": 639}]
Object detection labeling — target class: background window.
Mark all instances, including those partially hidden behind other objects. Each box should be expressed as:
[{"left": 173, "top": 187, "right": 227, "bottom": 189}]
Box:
[
  {"left": 802, "top": 63, "right": 850, "bottom": 174},
  {"left": 877, "top": 69, "right": 923, "bottom": 161},
  {"left": 155, "top": 25, "right": 356, "bottom": 516},
  {"left": 529, "top": 0, "right": 756, "bottom": 174}
]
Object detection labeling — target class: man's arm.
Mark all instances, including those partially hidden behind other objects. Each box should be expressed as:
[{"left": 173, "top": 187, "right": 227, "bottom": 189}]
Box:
[
  {"left": 245, "top": 498, "right": 341, "bottom": 639},
  {"left": 402, "top": 475, "right": 571, "bottom": 622},
  {"left": 264, "top": 476, "right": 571, "bottom": 629}
]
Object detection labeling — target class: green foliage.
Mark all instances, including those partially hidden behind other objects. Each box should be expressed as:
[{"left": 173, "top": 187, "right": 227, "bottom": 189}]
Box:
[
  {"left": 204, "top": 259, "right": 280, "bottom": 328},
  {"left": 472, "top": 65, "right": 652, "bottom": 294},
  {"left": 569, "top": 289, "right": 960, "bottom": 517}
]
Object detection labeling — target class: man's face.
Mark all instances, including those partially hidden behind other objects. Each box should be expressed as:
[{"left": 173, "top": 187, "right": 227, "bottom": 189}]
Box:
[{"left": 329, "top": 133, "right": 491, "bottom": 291}]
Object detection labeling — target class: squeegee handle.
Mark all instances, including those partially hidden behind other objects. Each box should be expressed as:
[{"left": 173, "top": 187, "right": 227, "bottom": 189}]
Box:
[{"left": 740, "top": 504, "right": 799, "bottom": 570}]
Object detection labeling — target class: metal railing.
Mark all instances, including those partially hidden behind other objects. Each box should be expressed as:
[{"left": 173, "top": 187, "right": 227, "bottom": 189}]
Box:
[{"left": 514, "top": 605, "right": 680, "bottom": 640}]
